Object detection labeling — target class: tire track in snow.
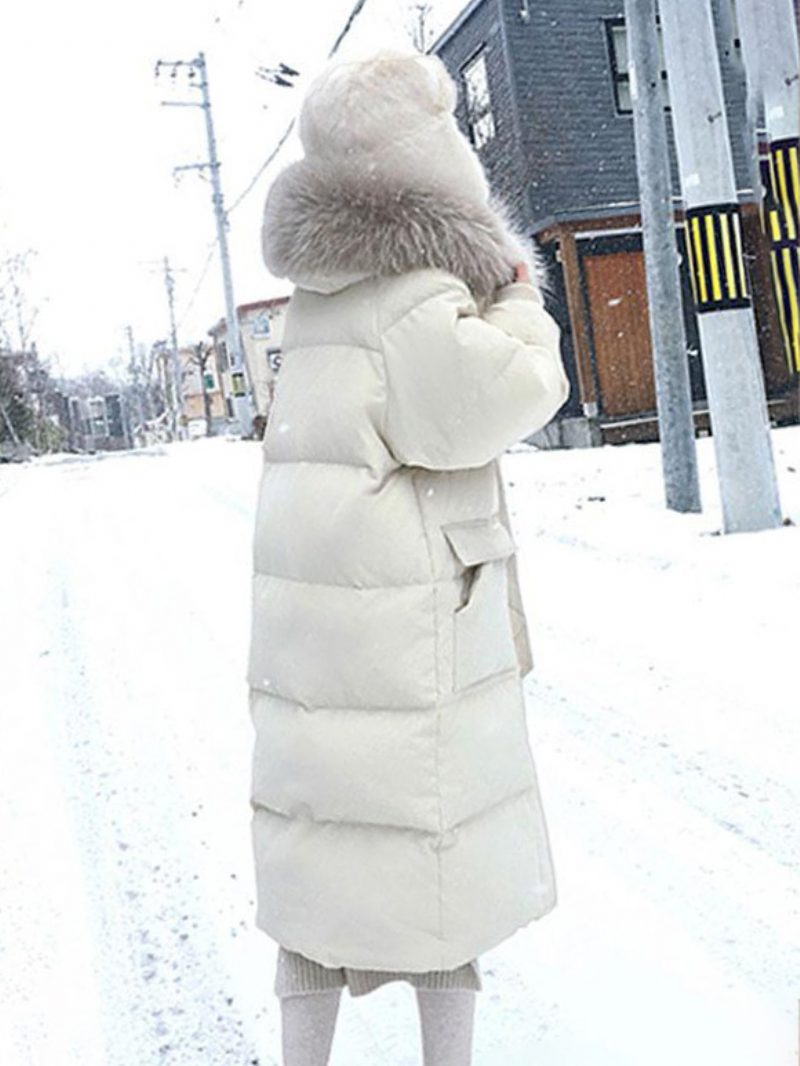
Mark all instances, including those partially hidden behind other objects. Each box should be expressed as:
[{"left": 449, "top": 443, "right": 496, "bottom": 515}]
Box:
[
  {"left": 22, "top": 454, "right": 267, "bottom": 1065},
  {"left": 525, "top": 673, "right": 800, "bottom": 1009}
]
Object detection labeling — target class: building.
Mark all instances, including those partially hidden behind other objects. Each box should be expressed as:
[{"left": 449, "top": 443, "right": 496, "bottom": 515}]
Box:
[
  {"left": 61, "top": 392, "right": 131, "bottom": 452},
  {"left": 207, "top": 296, "right": 290, "bottom": 434},
  {"left": 178, "top": 343, "right": 227, "bottom": 437},
  {"left": 238, "top": 297, "right": 290, "bottom": 419},
  {"left": 431, "top": 0, "right": 798, "bottom": 446}
]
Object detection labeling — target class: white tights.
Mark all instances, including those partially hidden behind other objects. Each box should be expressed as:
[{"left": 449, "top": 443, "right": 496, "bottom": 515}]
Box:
[{"left": 280, "top": 986, "right": 476, "bottom": 1066}]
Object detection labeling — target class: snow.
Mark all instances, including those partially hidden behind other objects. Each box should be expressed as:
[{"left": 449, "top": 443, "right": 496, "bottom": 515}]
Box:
[{"left": 0, "top": 427, "right": 798, "bottom": 1066}]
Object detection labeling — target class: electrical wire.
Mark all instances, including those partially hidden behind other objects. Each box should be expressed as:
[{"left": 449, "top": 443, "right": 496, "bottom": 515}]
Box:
[
  {"left": 326, "top": 0, "right": 370, "bottom": 58},
  {"left": 175, "top": 0, "right": 372, "bottom": 332},
  {"left": 175, "top": 242, "right": 217, "bottom": 331},
  {"left": 227, "top": 118, "right": 296, "bottom": 216},
  {"left": 227, "top": 0, "right": 371, "bottom": 216}
]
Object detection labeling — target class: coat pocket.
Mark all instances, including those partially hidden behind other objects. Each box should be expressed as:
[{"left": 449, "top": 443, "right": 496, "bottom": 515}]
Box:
[{"left": 441, "top": 516, "right": 519, "bottom": 691}]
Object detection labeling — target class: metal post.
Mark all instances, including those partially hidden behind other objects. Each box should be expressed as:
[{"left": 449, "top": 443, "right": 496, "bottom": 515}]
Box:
[
  {"left": 658, "top": 0, "right": 783, "bottom": 533},
  {"left": 625, "top": 0, "right": 702, "bottom": 514},
  {"left": 196, "top": 52, "right": 254, "bottom": 437}
]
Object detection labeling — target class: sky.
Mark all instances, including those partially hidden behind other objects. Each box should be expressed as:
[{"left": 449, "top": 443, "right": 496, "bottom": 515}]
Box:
[{"left": 0, "top": 0, "right": 468, "bottom": 377}]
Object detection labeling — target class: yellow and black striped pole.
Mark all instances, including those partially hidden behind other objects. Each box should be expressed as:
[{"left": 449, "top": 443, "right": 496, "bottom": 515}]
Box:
[
  {"left": 684, "top": 202, "right": 753, "bottom": 313},
  {"left": 659, "top": 0, "right": 783, "bottom": 533},
  {"left": 758, "top": 137, "right": 799, "bottom": 374}
]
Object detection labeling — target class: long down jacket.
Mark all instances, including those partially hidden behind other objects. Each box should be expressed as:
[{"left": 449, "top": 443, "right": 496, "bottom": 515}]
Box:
[{"left": 247, "top": 164, "right": 570, "bottom": 972}]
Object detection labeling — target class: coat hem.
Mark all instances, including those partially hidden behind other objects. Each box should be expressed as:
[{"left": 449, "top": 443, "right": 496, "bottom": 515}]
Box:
[{"left": 255, "top": 892, "right": 556, "bottom": 974}]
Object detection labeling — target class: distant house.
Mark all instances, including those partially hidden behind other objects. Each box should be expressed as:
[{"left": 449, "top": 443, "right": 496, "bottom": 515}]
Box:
[
  {"left": 178, "top": 343, "right": 227, "bottom": 436},
  {"left": 431, "top": 0, "right": 798, "bottom": 446},
  {"left": 60, "top": 392, "right": 130, "bottom": 452},
  {"left": 207, "top": 296, "right": 290, "bottom": 432},
  {"left": 238, "top": 297, "right": 290, "bottom": 418}
]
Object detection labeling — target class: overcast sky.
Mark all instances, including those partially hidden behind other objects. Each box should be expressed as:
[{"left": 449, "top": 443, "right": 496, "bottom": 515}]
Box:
[{"left": 0, "top": 0, "right": 467, "bottom": 376}]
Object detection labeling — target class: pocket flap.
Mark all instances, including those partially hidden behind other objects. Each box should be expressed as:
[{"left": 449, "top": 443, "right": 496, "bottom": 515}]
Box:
[{"left": 441, "top": 516, "right": 516, "bottom": 566}]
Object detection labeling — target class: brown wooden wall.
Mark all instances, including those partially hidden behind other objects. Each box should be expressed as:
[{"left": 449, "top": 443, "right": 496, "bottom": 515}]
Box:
[{"left": 544, "top": 208, "right": 798, "bottom": 438}]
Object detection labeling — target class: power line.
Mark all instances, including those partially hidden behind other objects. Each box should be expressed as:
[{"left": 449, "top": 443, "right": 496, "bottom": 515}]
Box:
[
  {"left": 227, "top": 119, "right": 297, "bottom": 215},
  {"left": 327, "top": 0, "right": 370, "bottom": 58},
  {"left": 176, "top": 242, "right": 217, "bottom": 331},
  {"left": 170, "top": 0, "right": 371, "bottom": 342},
  {"left": 227, "top": 0, "right": 372, "bottom": 217}
]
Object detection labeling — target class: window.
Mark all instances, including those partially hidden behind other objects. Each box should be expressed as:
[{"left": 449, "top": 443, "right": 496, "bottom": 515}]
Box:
[
  {"left": 461, "top": 49, "right": 496, "bottom": 149},
  {"left": 105, "top": 394, "right": 124, "bottom": 437},
  {"left": 251, "top": 311, "right": 272, "bottom": 338},
  {"left": 231, "top": 371, "right": 247, "bottom": 397},
  {"left": 89, "top": 397, "right": 108, "bottom": 438},
  {"left": 605, "top": 18, "right": 669, "bottom": 115}
]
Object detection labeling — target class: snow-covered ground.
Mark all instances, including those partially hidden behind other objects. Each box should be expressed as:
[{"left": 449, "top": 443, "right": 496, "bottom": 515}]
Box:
[{"left": 1, "top": 427, "right": 798, "bottom": 1066}]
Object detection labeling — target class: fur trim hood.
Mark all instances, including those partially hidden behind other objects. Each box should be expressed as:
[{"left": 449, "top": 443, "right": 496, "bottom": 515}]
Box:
[{"left": 261, "top": 158, "right": 547, "bottom": 313}]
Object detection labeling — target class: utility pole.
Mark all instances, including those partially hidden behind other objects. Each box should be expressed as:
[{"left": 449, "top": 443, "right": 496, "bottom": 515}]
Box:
[
  {"left": 735, "top": 0, "right": 799, "bottom": 382},
  {"left": 735, "top": 0, "right": 799, "bottom": 145},
  {"left": 156, "top": 53, "right": 254, "bottom": 437},
  {"left": 658, "top": 0, "right": 783, "bottom": 534},
  {"left": 163, "top": 256, "right": 186, "bottom": 440},
  {"left": 625, "top": 0, "right": 702, "bottom": 515},
  {"left": 126, "top": 324, "right": 147, "bottom": 446}
]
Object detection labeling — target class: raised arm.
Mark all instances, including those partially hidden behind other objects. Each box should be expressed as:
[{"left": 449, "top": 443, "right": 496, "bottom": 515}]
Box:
[{"left": 380, "top": 273, "right": 570, "bottom": 470}]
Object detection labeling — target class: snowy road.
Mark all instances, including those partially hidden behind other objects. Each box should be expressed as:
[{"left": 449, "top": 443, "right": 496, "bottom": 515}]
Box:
[{"left": 1, "top": 432, "right": 798, "bottom": 1065}]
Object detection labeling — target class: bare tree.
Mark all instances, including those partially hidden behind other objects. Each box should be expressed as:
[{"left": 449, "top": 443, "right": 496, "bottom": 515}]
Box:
[
  {"left": 0, "top": 354, "right": 30, "bottom": 449},
  {"left": 0, "top": 249, "right": 39, "bottom": 353},
  {"left": 187, "top": 341, "right": 215, "bottom": 437},
  {"left": 0, "top": 249, "right": 64, "bottom": 454}
]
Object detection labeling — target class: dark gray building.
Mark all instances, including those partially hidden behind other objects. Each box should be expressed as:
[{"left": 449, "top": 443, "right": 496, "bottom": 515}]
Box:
[{"left": 431, "top": 0, "right": 797, "bottom": 446}]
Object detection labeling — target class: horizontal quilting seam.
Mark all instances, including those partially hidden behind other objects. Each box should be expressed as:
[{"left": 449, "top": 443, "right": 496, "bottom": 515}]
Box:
[
  {"left": 441, "top": 785, "right": 535, "bottom": 833},
  {"left": 250, "top": 785, "right": 533, "bottom": 834},
  {"left": 250, "top": 798, "right": 441, "bottom": 835},
  {"left": 248, "top": 685, "right": 440, "bottom": 712},
  {"left": 261, "top": 456, "right": 377, "bottom": 470},
  {"left": 279, "top": 342, "right": 382, "bottom": 354},
  {"left": 251, "top": 691, "right": 442, "bottom": 714},
  {"left": 251, "top": 571, "right": 462, "bottom": 588},
  {"left": 247, "top": 665, "right": 518, "bottom": 711}
]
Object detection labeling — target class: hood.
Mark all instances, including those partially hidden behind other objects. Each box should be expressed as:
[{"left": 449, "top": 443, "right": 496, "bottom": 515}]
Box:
[{"left": 261, "top": 157, "right": 547, "bottom": 313}]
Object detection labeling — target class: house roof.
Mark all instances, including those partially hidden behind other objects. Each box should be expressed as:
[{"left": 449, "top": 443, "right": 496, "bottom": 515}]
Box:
[
  {"left": 207, "top": 296, "right": 290, "bottom": 337},
  {"left": 428, "top": 0, "right": 489, "bottom": 55},
  {"left": 237, "top": 296, "right": 290, "bottom": 316}
]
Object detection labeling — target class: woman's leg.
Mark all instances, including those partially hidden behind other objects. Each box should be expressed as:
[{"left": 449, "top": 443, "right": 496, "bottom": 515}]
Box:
[
  {"left": 415, "top": 988, "right": 477, "bottom": 1066},
  {"left": 280, "top": 989, "right": 342, "bottom": 1066}
]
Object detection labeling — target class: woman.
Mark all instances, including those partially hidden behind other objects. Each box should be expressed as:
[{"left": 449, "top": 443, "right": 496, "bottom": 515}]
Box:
[{"left": 248, "top": 49, "right": 569, "bottom": 1066}]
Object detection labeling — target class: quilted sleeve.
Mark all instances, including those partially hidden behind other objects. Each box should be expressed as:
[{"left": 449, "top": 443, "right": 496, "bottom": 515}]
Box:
[{"left": 380, "top": 274, "right": 570, "bottom": 470}]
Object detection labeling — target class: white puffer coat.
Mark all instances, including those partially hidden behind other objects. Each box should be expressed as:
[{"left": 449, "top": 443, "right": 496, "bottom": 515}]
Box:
[{"left": 247, "top": 51, "right": 570, "bottom": 972}]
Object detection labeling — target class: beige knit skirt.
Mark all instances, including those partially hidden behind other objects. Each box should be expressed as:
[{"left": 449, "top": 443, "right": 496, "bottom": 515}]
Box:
[{"left": 274, "top": 946, "right": 483, "bottom": 999}]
